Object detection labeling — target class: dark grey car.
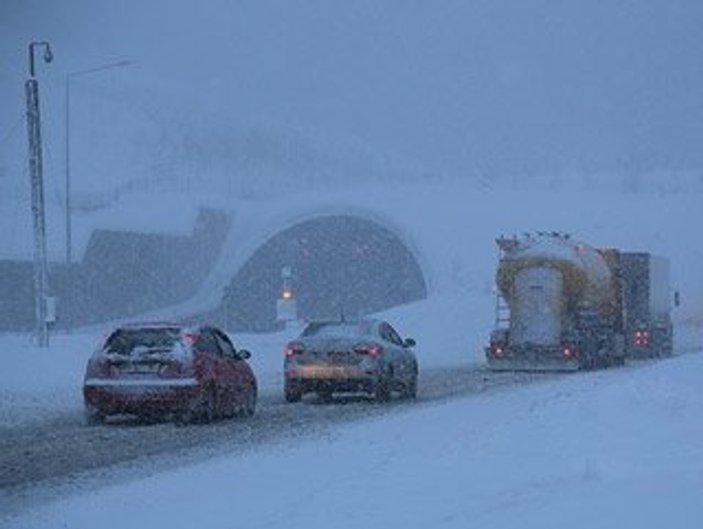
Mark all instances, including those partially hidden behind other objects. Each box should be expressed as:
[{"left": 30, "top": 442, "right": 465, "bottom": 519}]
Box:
[{"left": 283, "top": 318, "right": 418, "bottom": 402}]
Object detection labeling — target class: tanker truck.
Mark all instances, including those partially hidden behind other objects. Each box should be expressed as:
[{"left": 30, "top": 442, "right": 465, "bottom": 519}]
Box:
[{"left": 485, "top": 232, "right": 673, "bottom": 371}]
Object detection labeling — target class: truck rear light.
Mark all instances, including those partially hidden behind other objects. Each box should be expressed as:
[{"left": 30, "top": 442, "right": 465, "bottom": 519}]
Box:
[
  {"left": 633, "top": 330, "right": 650, "bottom": 346},
  {"left": 285, "top": 343, "right": 304, "bottom": 357},
  {"left": 562, "top": 346, "right": 574, "bottom": 358},
  {"left": 354, "top": 343, "right": 383, "bottom": 358}
]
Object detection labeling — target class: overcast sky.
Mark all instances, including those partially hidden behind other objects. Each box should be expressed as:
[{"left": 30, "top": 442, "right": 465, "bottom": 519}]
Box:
[{"left": 2, "top": 0, "right": 703, "bottom": 183}]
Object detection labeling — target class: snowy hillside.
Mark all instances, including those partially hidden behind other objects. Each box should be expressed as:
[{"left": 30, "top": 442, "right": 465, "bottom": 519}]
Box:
[{"left": 67, "top": 180, "right": 703, "bottom": 331}]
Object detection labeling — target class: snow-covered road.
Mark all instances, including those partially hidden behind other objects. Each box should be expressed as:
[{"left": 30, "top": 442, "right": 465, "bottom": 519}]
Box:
[
  {"left": 1, "top": 364, "right": 557, "bottom": 498},
  {"left": 2, "top": 351, "right": 701, "bottom": 529}
]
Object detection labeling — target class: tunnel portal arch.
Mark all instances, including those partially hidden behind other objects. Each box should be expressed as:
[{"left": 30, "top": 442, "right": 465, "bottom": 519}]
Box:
[{"left": 221, "top": 214, "right": 428, "bottom": 332}]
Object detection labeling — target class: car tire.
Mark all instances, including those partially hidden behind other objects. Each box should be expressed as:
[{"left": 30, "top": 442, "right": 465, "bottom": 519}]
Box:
[
  {"left": 404, "top": 374, "right": 418, "bottom": 399},
  {"left": 206, "top": 385, "right": 219, "bottom": 422},
  {"left": 137, "top": 413, "right": 160, "bottom": 425},
  {"left": 373, "top": 372, "right": 392, "bottom": 403},
  {"left": 85, "top": 408, "right": 105, "bottom": 426},
  {"left": 178, "top": 385, "right": 216, "bottom": 424},
  {"left": 284, "top": 382, "right": 303, "bottom": 403},
  {"left": 242, "top": 388, "right": 257, "bottom": 417},
  {"left": 222, "top": 395, "right": 237, "bottom": 419}
]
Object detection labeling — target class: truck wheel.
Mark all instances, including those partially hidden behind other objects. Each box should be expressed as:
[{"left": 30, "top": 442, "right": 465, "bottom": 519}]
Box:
[
  {"left": 579, "top": 355, "right": 593, "bottom": 371},
  {"left": 284, "top": 382, "right": 303, "bottom": 403},
  {"left": 317, "top": 388, "right": 334, "bottom": 403}
]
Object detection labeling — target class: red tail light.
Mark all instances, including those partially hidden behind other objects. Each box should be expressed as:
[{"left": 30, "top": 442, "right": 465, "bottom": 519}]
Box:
[
  {"left": 285, "top": 342, "right": 304, "bottom": 357},
  {"left": 183, "top": 333, "right": 199, "bottom": 347},
  {"left": 561, "top": 342, "right": 578, "bottom": 358},
  {"left": 633, "top": 330, "right": 650, "bottom": 346},
  {"left": 355, "top": 343, "right": 383, "bottom": 358},
  {"left": 486, "top": 342, "right": 506, "bottom": 359}
]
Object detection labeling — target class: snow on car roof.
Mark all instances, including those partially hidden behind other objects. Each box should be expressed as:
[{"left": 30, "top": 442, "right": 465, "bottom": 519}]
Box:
[
  {"left": 117, "top": 321, "right": 188, "bottom": 330},
  {"left": 300, "top": 318, "right": 379, "bottom": 338}
]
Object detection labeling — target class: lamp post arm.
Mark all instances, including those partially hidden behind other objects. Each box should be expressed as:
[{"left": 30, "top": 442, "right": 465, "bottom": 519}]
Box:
[
  {"left": 69, "top": 60, "right": 132, "bottom": 80},
  {"left": 28, "top": 41, "right": 53, "bottom": 78}
]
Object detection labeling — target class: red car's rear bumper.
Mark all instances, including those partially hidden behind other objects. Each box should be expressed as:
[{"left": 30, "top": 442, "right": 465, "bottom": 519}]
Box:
[{"left": 83, "top": 377, "right": 201, "bottom": 416}]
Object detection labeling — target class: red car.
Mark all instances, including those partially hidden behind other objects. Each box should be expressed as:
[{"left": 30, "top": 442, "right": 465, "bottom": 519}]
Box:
[{"left": 83, "top": 322, "right": 257, "bottom": 424}]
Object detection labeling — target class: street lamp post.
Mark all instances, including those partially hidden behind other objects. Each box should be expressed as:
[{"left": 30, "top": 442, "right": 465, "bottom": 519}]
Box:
[
  {"left": 25, "top": 41, "right": 53, "bottom": 347},
  {"left": 64, "top": 60, "right": 131, "bottom": 264}
]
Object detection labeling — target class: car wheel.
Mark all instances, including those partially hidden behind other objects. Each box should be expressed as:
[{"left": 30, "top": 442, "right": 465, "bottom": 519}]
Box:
[
  {"left": 85, "top": 408, "right": 105, "bottom": 426},
  {"left": 178, "top": 385, "right": 216, "bottom": 424},
  {"left": 222, "top": 396, "right": 236, "bottom": 419},
  {"left": 404, "top": 374, "right": 418, "bottom": 399},
  {"left": 373, "top": 372, "right": 392, "bottom": 403},
  {"left": 317, "top": 388, "right": 334, "bottom": 403},
  {"left": 137, "top": 413, "right": 160, "bottom": 424},
  {"left": 284, "top": 382, "right": 303, "bottom": 403},
  {"left": 206, "top": 385, "right": 220, "bottom": 422},
  {"left": 242, "top": 388, "right": 257, "bottom": 417}
]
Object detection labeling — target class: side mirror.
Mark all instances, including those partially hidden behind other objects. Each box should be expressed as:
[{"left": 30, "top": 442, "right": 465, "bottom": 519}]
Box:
[
  {"left": 404, "top": 338, "right": 416, "bottom": 348},
  {"left": 238, "top": 349, "right": 251, "bottom": 360},
  {"left": 674, "top": 291, "right": 680, "bottom": 308}
]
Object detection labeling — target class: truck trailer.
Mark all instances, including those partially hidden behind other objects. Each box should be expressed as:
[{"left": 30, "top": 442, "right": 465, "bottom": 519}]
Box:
[
  {"left": 485, "top": 233, "right": 673, "bottom": 371},
  {"left": 620, "top": 253, "right": 674, "bottom": 358}
]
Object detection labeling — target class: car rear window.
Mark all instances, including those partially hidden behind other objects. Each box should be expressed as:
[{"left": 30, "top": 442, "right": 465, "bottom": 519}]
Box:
[
  {"left": 301, "top": 322, "right": 366, "bottom": 338},
  {"left": 104, "top": 328, "right": 183, "bottom": 356}
]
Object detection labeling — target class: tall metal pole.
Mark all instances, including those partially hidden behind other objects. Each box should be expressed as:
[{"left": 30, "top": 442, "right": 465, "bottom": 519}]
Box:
[
  {"left": 64, "top": 75, "right": 72, "bottom": 264},
  {"left": 25, "top": 41, "right": 53, "bottom": 347}
]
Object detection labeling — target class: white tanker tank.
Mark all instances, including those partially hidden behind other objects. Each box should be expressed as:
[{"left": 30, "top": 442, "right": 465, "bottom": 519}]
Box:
[{"left": 487, "top": 233, "right": 625, "bottom": 371}]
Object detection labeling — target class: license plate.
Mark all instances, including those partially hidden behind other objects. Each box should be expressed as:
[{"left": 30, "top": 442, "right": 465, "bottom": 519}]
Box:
[
  {"left": 299, "top": 365, "right": 357, "bottom": 379},
  {"left": 125, "top": 363, "right": 160, "bottom": 374}
]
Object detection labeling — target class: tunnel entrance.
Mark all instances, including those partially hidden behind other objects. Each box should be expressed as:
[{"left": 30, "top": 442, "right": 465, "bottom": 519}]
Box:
[{"left": 221, "top": 215, "right": 427, "bottom": 332}]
